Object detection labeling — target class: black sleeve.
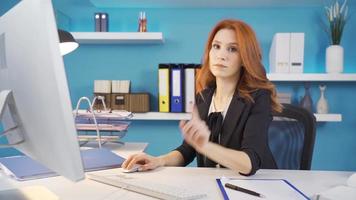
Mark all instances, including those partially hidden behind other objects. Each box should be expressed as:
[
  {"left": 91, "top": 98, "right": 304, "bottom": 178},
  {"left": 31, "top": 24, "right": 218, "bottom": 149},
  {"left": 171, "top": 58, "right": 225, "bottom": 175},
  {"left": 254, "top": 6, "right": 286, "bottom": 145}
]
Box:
[
  {"left": 174, "top": 140, "right": 196, "bottom": 166},
  {"left": 174, "top": 92, "right": 207, "bottom": 166},
  {"left": 240, "top": 90, "right": 273, "bottom": 176}
]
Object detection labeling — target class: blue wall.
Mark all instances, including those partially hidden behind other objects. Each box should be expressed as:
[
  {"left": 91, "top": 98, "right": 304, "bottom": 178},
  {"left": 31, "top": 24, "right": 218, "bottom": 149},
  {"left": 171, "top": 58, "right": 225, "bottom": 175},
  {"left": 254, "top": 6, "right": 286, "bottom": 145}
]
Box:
[
  {"left": 0, "top": 0, "right": 18, "bottom": 17},
  {"left": 1, "top": 1, "right": 356, "bottom": 171}
]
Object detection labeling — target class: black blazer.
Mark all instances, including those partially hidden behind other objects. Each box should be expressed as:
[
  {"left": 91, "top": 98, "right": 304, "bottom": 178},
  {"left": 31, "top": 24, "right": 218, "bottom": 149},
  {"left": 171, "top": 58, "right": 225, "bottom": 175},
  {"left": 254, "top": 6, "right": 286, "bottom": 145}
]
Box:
[{"left": 175, "top": 87, "right": 277, "bottom": 175}]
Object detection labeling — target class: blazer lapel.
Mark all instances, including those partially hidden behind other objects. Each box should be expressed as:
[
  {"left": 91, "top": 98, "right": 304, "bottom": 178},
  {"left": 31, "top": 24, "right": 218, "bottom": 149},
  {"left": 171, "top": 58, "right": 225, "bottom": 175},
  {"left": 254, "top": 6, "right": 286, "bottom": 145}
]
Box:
[
  {"left": 196, "top": 88, "right": 214, "bottom": 121},
  {"left": 220, "top": 94, "right": 245, "bottom": 146}
]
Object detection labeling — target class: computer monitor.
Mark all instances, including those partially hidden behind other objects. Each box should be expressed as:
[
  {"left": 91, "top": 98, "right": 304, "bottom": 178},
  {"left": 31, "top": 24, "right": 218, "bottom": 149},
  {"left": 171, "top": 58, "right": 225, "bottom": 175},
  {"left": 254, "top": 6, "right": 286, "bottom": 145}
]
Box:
[{"left": 0, "top": 0, "right": 84, "bottom": 181}]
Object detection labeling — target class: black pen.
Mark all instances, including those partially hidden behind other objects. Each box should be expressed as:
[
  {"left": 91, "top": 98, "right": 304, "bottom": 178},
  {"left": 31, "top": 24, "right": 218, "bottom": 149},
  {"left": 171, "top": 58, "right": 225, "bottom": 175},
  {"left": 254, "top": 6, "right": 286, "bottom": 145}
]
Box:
[{"left": 225, "top": 183, "right": 266, "bottom": 198}]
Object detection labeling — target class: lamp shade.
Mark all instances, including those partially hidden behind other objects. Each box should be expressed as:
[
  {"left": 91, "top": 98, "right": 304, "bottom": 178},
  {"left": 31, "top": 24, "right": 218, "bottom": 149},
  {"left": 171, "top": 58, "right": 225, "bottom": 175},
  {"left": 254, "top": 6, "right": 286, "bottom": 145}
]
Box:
[{"left": 58, "top": 29, "right": 78, "bottom": 55}]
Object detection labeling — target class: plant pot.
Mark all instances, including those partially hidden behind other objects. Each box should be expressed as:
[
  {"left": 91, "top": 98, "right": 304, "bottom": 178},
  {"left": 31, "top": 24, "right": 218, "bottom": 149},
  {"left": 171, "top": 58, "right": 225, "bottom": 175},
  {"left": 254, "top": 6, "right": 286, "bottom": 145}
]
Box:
[{"left": 326, "top": 45, "right": 344, "bottom": 73}]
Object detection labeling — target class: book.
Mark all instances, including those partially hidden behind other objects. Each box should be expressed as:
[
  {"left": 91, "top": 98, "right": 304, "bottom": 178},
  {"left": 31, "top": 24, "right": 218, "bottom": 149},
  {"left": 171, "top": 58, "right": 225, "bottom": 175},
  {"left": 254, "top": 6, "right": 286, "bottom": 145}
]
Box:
[
  {"left": 0, "top": 148, "right": 125, "bottom": 181},
  {"left": 217, "top": 177, "right": 309, "bottom": 200}
]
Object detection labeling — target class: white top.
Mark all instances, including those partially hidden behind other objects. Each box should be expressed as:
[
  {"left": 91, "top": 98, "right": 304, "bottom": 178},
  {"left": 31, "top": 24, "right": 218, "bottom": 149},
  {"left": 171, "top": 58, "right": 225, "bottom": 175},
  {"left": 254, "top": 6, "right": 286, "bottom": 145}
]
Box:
[
  {"left": 0, "top": 167, "right": 353, "bottom": 200},
  {"left": 208, "top": 93, "right": 233, "bottom": 120}
]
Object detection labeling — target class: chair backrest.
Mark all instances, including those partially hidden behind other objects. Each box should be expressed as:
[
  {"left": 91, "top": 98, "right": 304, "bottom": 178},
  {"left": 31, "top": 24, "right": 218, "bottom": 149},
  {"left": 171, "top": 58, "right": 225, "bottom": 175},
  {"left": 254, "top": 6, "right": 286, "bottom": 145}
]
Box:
[{"left": 268, "top": 104, "right": 316, "bottom": 170}]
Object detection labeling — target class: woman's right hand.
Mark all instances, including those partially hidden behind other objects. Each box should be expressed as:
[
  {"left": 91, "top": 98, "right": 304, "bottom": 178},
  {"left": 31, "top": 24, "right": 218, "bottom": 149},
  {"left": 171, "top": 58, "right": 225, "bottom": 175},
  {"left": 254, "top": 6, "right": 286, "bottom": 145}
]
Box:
[{"left": 121, "top": 153, "right": 164, "bottom": 172}]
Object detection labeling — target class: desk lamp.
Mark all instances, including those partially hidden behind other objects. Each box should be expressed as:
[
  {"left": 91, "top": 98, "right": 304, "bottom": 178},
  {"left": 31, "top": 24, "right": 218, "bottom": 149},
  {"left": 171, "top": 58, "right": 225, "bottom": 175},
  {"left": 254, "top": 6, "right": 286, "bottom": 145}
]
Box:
[{"left": 58, "top": 29, "right": 78, "bottom": 55}]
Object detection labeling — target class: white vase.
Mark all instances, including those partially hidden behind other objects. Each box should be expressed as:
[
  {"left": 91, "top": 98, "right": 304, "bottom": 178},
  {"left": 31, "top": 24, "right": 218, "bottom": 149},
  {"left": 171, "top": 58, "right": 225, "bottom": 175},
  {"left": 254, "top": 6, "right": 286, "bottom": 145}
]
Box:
[
  {"left": 326, "top": 45, "right": 344, "bottom": 73},
  {"left": 317, "top": 85, "right": 328, "bottom": 114}
]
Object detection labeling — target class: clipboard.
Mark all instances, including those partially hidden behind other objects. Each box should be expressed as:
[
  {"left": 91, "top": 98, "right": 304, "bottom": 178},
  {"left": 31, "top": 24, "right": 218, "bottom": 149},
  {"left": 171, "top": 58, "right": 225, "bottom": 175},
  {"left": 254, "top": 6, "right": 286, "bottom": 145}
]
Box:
[{"left": 216, "top": 178, "right": 310, "bottom": 200}]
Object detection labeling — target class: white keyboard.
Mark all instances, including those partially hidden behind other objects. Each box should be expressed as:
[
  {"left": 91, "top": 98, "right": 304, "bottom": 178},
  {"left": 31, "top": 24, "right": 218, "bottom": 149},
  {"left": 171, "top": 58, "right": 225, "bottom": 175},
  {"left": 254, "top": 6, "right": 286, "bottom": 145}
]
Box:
[{"left": 87, "top": 174, "right": 207, "bottom": 200}]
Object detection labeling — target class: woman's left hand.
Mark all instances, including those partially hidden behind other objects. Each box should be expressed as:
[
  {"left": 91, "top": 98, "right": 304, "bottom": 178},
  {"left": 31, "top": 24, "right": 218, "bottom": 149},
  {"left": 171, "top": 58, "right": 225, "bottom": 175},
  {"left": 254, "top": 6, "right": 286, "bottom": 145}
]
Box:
[{"left": 179, "top": 105, "right": 211, "bottom": 152}]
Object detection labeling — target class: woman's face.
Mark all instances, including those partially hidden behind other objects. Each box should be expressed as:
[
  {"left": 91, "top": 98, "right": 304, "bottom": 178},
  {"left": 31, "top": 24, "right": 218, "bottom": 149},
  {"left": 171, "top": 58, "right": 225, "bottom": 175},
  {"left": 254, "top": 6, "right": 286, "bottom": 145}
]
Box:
[{"left": 209, "top": 28, "right": 242, "bottom": 79}]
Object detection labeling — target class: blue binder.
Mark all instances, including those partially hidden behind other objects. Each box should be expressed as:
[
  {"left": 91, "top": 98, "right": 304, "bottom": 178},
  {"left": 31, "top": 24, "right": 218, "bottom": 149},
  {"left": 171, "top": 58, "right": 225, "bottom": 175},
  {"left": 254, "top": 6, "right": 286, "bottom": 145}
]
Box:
[
  {"left": 0, "top": 148, "right": 125, "bottom": 181},
  {"left": 170, "top": 64, "right": 185, "bottom": 112}
]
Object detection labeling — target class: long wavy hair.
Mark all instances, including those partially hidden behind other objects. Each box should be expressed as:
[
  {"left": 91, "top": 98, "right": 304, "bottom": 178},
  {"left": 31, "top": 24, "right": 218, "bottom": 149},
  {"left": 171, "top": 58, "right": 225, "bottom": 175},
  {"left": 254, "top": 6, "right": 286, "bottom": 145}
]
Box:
[{"left": 196, "top": 19, "right": 282, "bottom": 113}]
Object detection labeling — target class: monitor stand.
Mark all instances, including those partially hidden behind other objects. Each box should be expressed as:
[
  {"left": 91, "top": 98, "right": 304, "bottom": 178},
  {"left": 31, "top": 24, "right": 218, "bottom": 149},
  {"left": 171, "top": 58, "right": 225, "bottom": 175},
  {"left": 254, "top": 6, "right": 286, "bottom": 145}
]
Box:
[{"left": 0, "top": 90, "right": 25, "bottom": 148}]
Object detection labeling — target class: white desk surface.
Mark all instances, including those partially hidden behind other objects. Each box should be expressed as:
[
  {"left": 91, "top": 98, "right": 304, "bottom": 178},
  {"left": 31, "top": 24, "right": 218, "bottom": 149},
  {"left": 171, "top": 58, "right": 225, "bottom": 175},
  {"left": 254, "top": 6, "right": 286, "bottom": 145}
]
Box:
[
  {"left": 0, "top": 142, "right": 354, "bottom": 199},
  {"left": 0, "top": 165, "right": 354, "bottom": 200},
  {"left": 80, "top": 142, "right": 148, "bottom": 159}
]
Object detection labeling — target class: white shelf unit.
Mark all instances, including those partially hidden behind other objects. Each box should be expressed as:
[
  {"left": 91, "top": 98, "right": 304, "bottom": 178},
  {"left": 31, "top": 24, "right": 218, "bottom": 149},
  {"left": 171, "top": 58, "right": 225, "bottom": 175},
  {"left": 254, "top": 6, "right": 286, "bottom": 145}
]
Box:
[
  {"left": 267, "top": 73, "right": 356, "bottom": 82},
  {"left": 131, "top": 112, "right": 191, "bottom": 120},
  {"left": 267, "top": 73, "right": 356, "bottom": 122},
  {"left": 71, "top": 32, "right": 164, "bottom": 44}
]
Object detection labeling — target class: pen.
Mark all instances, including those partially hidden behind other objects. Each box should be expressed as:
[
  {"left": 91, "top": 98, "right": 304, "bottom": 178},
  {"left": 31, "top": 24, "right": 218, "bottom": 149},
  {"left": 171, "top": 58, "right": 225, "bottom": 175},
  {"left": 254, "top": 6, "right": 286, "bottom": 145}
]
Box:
[{"left": 225, "top": 183, "right": 266, "bottom": 198}]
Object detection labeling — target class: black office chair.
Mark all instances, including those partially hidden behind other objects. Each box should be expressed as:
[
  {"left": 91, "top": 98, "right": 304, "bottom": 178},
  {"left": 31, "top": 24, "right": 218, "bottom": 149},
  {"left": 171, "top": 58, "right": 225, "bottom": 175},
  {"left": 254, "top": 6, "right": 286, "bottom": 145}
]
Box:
[{"left": 268, "top": 103, "right": 316, "bottom": 170}]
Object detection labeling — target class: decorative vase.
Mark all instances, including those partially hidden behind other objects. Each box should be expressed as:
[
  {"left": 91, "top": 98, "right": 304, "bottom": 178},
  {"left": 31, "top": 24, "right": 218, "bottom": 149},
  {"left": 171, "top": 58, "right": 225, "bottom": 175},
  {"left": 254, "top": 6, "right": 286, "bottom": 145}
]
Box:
[
  {"left": 300, "top": 83, "right": 313, "bottom": 113},
  {"left": 326, "top": 45, "right": 344, "bottom": 73},
  {"left": 317, "top": 85, "right": 328, "bottom": 114}
]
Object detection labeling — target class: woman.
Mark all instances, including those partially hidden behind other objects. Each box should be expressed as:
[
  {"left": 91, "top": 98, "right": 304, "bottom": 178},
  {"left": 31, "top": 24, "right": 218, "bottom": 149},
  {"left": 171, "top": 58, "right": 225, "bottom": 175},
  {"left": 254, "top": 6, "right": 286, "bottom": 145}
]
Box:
[{"left": 122, "top": 19, "right": 282, "bottom": 175}]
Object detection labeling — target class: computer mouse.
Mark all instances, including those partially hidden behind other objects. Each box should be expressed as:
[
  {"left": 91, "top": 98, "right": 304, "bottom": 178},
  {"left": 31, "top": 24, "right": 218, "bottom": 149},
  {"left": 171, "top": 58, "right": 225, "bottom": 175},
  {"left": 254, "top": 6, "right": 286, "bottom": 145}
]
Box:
[
  {"left": 347, "top": 173, "right": 356, "bottom": 188},
  {"left": 122, "top": 164, "right": 141, "bottom": 173}
]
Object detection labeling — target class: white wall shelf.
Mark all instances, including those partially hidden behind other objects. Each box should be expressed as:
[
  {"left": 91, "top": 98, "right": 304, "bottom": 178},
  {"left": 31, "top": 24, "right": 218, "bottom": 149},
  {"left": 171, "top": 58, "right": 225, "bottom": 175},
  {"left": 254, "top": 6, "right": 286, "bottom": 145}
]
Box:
[
  {"left": 71, "top": 32, "right": 164, "bottom": 44},
  {"left": 267, "top": 73, "right": 356, "bottom": 82},
  {"left": 314, "top": 114, "right": 342, "bottom": 122},
  {"left": 131, "top": 112, "right": 341, "bottom": 122},
  {"left": 132, "top": 112, "right": 191, "bottom": 120},
  {"left": 88, "top": 0, "right": 335, "bottom": 8}
]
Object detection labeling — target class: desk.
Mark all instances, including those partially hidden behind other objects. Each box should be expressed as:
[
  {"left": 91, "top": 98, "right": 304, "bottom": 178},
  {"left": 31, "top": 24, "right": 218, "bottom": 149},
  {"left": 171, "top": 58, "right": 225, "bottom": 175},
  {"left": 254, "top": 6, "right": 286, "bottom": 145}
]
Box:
[
  {"left": 0, "top": 166, "right": 353, "bottom": 200},
  {"left": 81, "top": 142, "right": 148, "bottom": 159}
]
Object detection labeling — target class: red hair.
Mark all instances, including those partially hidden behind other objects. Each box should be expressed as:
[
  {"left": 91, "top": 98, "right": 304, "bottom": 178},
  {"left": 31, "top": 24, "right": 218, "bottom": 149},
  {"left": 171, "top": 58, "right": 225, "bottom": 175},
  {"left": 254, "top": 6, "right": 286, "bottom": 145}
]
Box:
[{"left": 196, "top": 19, "right": 282, "bottom": 113}]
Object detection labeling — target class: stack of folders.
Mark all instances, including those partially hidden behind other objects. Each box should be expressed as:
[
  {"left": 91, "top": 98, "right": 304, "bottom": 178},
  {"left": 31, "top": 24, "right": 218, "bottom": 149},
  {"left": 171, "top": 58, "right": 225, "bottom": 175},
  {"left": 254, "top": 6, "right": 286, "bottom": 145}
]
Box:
[
  {"left": 158, "top": 63, "right": 201, "bottom": 113},
  {"left": 0, "top": 148, "right": 124, "bottom": 181}
]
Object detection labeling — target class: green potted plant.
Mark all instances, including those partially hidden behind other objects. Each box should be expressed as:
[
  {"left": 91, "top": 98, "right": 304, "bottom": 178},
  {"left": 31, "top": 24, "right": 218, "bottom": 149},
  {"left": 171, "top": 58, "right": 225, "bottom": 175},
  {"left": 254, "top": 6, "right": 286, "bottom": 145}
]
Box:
[{"left": 324, "top": 0, "right": 349, "bottom": 73}]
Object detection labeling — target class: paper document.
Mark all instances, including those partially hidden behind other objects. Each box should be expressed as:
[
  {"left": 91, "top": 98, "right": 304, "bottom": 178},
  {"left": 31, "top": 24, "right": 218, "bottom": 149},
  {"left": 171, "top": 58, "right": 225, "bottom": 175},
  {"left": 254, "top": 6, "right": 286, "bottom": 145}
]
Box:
[{"left": 217, "top": 178, "right": 309, "bottom": 200}]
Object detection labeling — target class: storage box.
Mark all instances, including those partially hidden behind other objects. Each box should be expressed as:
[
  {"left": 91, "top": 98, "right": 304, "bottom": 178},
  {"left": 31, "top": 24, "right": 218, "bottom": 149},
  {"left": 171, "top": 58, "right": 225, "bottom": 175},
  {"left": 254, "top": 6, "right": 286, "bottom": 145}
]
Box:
[
  {"left": 111, "top": 93, "right": 149, "bottom": 112},
  {"left": 111, "top": 93, "right": 130, "bottom": 111},
  {"left": 269, "top": 33, "right": 304, "bottom": 74},
  {"left": 93, "top": 93, "right": 111, "bottom": 110}
]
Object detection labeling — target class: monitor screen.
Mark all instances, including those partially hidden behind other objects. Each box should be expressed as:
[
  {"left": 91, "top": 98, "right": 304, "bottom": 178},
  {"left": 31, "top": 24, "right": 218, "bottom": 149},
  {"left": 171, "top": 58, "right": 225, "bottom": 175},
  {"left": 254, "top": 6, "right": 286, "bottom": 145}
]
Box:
[{"left": 0, "top": 0, "right": 84, "bottom": 181}]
